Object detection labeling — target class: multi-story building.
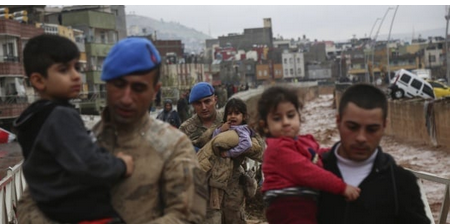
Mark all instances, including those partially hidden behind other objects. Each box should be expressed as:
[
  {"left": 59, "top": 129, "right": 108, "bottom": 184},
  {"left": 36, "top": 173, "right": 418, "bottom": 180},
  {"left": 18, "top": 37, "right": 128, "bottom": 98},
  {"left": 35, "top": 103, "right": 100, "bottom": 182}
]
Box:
[
  {"left": 255, "top": 63, "right": 271, "bottom": 83},
  {"left": 0, "top": 17, "right": 43, "bottom": 129},
  {"left": 218, "top": 18, "right": 273, "bottom": 51},
  {"left": 150, "top": 39, "right": 185, "bottom": 65},
  {"left": 282, "top": 51, "right": 304, "bottom": 82}
]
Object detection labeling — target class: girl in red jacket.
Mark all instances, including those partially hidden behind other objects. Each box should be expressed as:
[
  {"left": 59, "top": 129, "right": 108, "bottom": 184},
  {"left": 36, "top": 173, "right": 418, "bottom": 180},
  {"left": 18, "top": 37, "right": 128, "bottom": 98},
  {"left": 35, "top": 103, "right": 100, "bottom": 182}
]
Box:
[{"left": 256, "top": 85, "right": 360, "bottom": 224}]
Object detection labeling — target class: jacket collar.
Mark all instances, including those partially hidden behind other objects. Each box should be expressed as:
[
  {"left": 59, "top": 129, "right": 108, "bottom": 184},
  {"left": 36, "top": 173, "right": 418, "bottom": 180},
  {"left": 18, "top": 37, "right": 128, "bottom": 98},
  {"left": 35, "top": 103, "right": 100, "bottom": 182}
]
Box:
[{"left": 328, "top": 141, "right": 394, "bottom": 173}]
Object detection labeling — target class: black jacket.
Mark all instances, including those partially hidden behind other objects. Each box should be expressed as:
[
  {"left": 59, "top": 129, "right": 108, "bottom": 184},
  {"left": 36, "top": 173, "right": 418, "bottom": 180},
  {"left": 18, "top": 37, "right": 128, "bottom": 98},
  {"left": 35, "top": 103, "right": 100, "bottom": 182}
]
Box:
[
  {"left": 157, "top": 109, "right": 181, "bottom": 128},
  {"left": 318, "top": 142, "right": 430, "bottom": 224},
  {"left": 13, "top": 100, "right": 125, "bottom": 222}
]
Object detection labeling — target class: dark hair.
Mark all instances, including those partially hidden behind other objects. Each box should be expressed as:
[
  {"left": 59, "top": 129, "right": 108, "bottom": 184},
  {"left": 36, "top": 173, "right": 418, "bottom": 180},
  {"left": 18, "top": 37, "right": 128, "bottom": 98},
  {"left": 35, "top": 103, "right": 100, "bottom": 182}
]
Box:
[
  {"left": 223, "top": 98, "right": 248, "bottom": 124},
  {"left": 339, "top": 83, "right": 388, "bottom": 120},
  {"left": 23, "top": 34, "right": 80, "bottom": 77},
  {"left": 255, "top": 85, "right": 302, "bottom": 136}
]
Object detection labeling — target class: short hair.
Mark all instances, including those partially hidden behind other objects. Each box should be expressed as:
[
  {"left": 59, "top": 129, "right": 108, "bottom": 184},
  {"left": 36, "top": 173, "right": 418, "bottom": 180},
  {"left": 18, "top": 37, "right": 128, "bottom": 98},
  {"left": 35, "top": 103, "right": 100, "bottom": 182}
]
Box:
[
  {"left": 223, "top": 98, "right": 248, "bottom": 124},
  {"left": 23, "top": 34, "right": 80, "bottom": 77},
  {"left": 339, "top": 83, "right": 388, "bottom": 120}
]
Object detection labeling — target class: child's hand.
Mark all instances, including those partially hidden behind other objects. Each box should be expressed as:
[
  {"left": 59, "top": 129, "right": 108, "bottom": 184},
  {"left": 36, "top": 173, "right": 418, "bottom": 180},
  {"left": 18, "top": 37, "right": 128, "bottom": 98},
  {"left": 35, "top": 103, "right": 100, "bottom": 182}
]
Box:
[
  {"left": 220, "top": 151, "right": 228, "bottom": 158},
  {"left": 219, "top": 121, "right": 231, "bottom": 132},
  {"left": 343, "top": 184, "right": 360, "bottom": 201},
  {"left": 116, "top": 152, "right": 134, "bottom": 177}
]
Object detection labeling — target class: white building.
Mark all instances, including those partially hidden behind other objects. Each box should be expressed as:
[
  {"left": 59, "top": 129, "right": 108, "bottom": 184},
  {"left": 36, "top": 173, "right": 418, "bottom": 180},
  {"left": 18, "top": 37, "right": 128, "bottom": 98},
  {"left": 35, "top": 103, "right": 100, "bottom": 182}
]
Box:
[{"left": 282, "top": 50, "right": 305, "bottom": 80}]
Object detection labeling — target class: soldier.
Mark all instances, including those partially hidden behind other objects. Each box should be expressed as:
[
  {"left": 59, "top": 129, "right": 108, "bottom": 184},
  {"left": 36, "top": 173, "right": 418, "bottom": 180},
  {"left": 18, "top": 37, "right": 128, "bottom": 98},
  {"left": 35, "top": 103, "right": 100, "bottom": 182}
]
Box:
[
  {"left": 179, "top": 83, "right": 264, "bottom": 224},
  {"left": 179, "top": 82, "right": 224, "bottom": 152},
  {"left": 17, "top": 38, "right": 207, "bottom": 223}
]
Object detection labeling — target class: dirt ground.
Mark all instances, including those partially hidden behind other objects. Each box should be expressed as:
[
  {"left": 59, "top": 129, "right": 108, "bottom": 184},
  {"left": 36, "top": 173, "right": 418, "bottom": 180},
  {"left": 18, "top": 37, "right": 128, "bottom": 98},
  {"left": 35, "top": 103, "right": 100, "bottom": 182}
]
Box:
[{"left": 245, "top": 187, "right": 267, "bottom": 223}]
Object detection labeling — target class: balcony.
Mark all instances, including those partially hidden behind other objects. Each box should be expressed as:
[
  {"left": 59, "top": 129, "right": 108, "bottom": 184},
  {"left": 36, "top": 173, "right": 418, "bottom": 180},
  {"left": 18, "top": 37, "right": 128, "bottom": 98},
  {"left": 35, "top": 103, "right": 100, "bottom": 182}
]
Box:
[
  {"left": 63, "top": 11, "right": 116, "bottom": 30},
  {"left": 0, "top": 62, "right": 24, "bottom": 76},
  {"left": 85, "top": 70, "right": 103, "bottom": 84},
  {"left": 85, "top": 43, "right": 113, "bottom": 57}
]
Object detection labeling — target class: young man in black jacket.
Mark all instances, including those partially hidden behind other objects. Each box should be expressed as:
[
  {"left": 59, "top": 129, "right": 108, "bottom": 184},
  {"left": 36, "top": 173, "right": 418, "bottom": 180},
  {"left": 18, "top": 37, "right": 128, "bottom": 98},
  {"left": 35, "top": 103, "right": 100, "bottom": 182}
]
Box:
[{"left": 318, "top": 84, "right": 430, "bottom": 224}]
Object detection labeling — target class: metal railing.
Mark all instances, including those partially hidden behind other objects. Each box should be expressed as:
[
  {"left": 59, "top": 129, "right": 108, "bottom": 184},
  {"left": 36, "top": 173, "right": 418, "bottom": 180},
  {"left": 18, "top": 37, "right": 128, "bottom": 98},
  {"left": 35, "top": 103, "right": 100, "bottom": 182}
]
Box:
[
  {"left": 0, "top": 161, "right": 25, "bottom": 224},
  {"left": 406, "top": 168, "right": 450, "bottom": 224}
]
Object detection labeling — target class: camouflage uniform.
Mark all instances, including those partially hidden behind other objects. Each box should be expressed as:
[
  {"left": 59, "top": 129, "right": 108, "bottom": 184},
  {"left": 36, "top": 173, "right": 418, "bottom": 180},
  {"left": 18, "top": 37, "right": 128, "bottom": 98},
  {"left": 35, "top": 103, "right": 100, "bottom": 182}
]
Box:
[
  {"left": 179, "top": 111, "right": 265, "bottom": 224},
  {"left": 17, "top": 109, "right": 207, "bottom": 224},
  {"left": 179, "top": 111, "right": 224, "bottom": 149}
]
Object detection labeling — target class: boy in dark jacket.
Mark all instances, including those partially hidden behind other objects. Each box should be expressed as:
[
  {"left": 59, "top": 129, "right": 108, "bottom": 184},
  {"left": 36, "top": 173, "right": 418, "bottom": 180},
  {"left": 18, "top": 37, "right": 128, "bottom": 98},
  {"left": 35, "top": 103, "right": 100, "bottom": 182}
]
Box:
[
  {"left": 318, "top": 84, "right": 430, "bottom": 224},
  {"left": 13, "top": 34, "right": 134, "bottom": 223}
]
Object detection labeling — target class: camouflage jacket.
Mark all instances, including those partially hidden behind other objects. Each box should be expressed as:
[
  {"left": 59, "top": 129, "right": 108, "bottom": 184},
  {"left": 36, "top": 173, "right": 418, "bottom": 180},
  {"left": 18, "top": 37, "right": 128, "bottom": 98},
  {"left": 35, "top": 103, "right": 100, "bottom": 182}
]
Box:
[
  {"left": 91, "top": 109, "right": 207, "bottom": 224},
  {"left": 179, "top": 113, "right": 264, "bottom": 210},
  {"left": 179, "top": 111, "right": 224, "bottom": 149}
]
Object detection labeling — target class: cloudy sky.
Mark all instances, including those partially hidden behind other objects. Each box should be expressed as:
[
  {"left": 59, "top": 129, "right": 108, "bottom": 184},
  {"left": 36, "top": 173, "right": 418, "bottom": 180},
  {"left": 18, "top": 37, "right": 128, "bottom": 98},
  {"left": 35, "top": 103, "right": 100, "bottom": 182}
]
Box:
[{"left": 125, "top": 5, "right": 449, "bottom": 42}]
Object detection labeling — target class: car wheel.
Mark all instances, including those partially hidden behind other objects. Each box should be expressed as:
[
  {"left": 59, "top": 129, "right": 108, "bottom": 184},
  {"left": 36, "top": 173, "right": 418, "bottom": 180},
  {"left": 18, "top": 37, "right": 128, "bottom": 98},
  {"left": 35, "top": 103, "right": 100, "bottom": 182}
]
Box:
[{"left": 394, "top": 89, "right": 404, "bottom": 99}]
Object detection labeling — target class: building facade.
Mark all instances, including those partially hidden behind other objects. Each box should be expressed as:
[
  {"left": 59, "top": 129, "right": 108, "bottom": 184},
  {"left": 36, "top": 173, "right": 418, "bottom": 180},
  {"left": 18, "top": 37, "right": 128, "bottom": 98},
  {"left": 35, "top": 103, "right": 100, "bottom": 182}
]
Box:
[{"left": 0, "top": 17, "right": 43, "bottom": 128}]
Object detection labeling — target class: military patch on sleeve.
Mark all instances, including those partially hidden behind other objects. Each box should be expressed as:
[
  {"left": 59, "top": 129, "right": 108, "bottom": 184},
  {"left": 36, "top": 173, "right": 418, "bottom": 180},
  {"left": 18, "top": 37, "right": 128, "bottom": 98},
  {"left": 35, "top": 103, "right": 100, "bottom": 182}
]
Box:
[{"left": 193, "top": 167, "right": 208, "bottom": 199}]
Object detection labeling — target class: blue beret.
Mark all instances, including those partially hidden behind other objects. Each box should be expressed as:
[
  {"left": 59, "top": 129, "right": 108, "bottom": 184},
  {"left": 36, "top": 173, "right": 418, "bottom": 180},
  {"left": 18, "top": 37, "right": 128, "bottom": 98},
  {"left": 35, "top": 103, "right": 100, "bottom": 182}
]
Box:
[
  {"left": 189, "top": 82, "right": 215, "bottom": 103},
  {"left": 101, "top": 37, "right": 161, "bottom": 81}
]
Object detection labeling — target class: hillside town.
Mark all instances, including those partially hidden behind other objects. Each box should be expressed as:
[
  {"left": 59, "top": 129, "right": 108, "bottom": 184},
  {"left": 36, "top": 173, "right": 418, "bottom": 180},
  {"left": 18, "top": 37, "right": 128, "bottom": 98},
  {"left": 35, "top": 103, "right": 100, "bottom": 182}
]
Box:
[
  {"left": 0, "top": 6, "right": 450, "bottom": 126},
  {"left": 0, "top": 5, "right": 450, "bottom": 224}
]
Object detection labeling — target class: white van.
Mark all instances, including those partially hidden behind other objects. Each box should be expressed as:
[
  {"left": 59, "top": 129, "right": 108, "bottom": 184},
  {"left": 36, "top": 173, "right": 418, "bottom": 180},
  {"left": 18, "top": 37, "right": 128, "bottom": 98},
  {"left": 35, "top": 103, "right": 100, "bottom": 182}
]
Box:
[
  {"left": 411, "top": 69, "right": 432, "bottom": 80},
  {"left": 389, "top": 69, "right": 435, "bottom": 99}
]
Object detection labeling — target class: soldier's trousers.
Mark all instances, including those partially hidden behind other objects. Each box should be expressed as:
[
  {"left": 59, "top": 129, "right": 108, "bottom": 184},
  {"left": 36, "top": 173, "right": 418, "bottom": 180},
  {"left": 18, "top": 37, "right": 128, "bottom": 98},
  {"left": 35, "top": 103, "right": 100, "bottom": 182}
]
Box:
[{"left": 222, "top": 169, "right": 246, "bottom": 224}]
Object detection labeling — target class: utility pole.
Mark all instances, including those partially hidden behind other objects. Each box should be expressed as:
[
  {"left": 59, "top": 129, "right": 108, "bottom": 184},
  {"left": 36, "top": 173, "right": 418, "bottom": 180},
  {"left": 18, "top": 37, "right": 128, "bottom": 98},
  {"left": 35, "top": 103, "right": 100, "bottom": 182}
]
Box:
[
  {"left": 371, "top": 7, "right": 393, "bottom": 85},
  {"left": 365, "top": 18, "right": 381, "bottom": 83},
  {"left": 387, "top": 6, "right": 399, "bottom": 85},
  {"left": 445, "top": 6, "right": 450, "bottom": 85}
]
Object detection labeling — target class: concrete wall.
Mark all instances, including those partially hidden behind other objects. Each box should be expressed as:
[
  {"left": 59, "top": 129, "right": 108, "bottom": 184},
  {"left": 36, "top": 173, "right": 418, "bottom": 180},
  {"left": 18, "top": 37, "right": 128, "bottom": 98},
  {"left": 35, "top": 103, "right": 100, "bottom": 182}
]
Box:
[
  {"left": 319, "top": 85, "right": 335, "bottom": 95},
  {"left": 386, "top": 99, "right": 450, "bottom": 148},
  {"left": 232, "top": 83, "right": 320, "bottom": 128},
  {"left": 334, "top": 86, "right": 450, "bottom": 148}
]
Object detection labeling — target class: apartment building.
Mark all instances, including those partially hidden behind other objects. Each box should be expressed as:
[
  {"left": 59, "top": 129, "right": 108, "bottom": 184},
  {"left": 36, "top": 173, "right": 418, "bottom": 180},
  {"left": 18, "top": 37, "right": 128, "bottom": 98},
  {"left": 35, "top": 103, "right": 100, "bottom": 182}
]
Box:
[{"left": 0, "top": 17, "right": 43, "bottom": 128}]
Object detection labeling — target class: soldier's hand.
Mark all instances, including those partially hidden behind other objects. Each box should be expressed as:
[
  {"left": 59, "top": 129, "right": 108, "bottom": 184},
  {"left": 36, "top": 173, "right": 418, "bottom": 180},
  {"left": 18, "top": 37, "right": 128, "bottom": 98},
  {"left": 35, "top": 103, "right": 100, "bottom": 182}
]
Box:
[
  {"left": 117, "top": 152, "right": 134, "bottom": 177},
  {"left": 220, "top": 121, "right": 231, "bottom": 132}
]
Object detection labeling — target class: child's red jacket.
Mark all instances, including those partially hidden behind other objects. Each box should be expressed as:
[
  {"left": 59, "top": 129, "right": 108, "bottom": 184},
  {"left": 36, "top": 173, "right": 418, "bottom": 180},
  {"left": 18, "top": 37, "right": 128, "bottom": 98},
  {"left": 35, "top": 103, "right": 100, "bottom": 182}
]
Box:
[{"left": 261, "top": 135, "right": 346, "bottom": 194}]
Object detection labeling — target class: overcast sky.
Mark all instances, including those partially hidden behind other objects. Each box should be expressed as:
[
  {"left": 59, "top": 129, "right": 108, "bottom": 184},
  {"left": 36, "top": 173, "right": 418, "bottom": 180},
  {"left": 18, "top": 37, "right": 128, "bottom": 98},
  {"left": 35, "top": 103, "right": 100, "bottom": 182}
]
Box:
[{"left": 125, "top": 5, "right": 449, "bottom": 42}]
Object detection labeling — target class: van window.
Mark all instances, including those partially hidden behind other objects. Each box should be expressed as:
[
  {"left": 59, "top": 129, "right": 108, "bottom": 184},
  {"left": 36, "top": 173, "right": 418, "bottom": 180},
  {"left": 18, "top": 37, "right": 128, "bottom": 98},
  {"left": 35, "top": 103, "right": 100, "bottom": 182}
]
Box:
[
  {"left": 400, "top": 74, "right": 411, "bottom": 84},
  {"left": 422, "top": 85, "right": 435, "bottom": 98},
  {"left": 410, "top": 79, "right": 422, "bottom": 90}
]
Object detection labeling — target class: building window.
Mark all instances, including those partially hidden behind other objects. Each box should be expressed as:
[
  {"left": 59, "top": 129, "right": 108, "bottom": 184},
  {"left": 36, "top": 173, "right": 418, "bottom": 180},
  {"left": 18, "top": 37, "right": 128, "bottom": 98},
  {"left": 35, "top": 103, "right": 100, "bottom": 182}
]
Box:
[
  {"left": 289, "top": 58, "right": 293, "bottom": 64},
  {"left": 284, "top": 58, "right": 287, "bottom": 64},
  {"left": 2, "top": 43, "right": 14, "bottom": 56},
  {"left": 101, "top": 31, "right": 106, "bottom": 44},
  {"left": 429, "top": 55, "right": 436, "bottom": 63},
  {"left": 247, "top": 65, "right": 251, "bottom": 71},
  {"left": 285, "top": 69, "right": 288, "bottom": 75},
  {"left": 258, "top": 71, "right": 262, "bottom": 76},
  {"left": 264, "top": 70, "right": 268, "bottom": 76},
  {"left": 298, "top": 68, "right": 302, "bottom": 75},
  {"left": 290, "top": 69, "right": 294, "bottom": 75},
  {"left": 297, "top": 57, "right": 300, "bottom": 63}
]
